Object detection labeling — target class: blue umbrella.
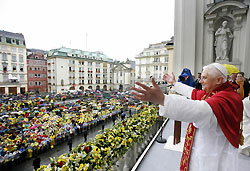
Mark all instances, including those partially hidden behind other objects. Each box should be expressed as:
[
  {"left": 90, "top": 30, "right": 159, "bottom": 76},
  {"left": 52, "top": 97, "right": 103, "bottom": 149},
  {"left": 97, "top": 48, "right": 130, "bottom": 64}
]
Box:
[{"left": 22, "top": 108, "right": 29, "bottom": 111}]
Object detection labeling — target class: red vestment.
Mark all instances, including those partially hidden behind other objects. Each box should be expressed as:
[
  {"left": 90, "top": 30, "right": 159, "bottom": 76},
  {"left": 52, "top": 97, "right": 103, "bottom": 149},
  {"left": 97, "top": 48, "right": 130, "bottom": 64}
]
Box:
[{"left": 180, "top": 81, "right": 243, "bottom": 171}]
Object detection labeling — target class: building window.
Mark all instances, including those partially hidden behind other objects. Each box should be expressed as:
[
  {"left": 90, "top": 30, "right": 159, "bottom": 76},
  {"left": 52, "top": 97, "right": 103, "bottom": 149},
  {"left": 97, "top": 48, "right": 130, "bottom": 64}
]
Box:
[
  {"left": 164, "top": 66, "right": 168, "bottom": 71},
  {"left": 20, "top": 75, "right": 24, "bottom": 82},
  {"left": 3, "top": 75, "right": 8, "bottom": 82},
  {"left": 153, "top": 58, "right": 160, "bottom": 62},
  {"left": 3, "top": 65, "right": 7, "bottom": 72},
  {"left": 20, "top": 65, "right": 24, "bottom": 72},
  {"left": 11, "top": 47, "right": 16, "bottom": 52},
  {"left": 2, "top": 53, "right": 7, "bottom": 61},
  {"left": 19, "top": 55, "right": 23, "bottom": 62},
  {"left": 1, "top": 46, "right": 7, "bottom": 51},
  {"left": 12, "top": 65, "right": 17, "bottom": 72},
  {"left": 29, "top": 74, "right": 33, "bottom": 78},
  {"left": 96, "top": 68, "right": 100, "bottom": 73},
  {"left": 96, "top": 80, "right": 100, "bottom": 84},
  {"left": 29, "top": 81, "right": 33, "bottom": 86},
  {"left": 61, "top": 79, "right": 64, "bottom": 86},
  {"left": 12, "top": 55, "right": 16, "bottom": 62},
  {"left": 154, "top": 66, "right": 158, "bottom": 71},
  {"left": 35, "top": 81, "right": 41, "bottom": 86},
  {"left": 146, "top": 52, "right": 150, "bottom": 56},
  {"left": 165, "top": 57, "right": 169, "bottom": 62},
  {"left": 18, "top": 48, "right": 23, "bottom": 53},
  {"left": 16, "top": 40, "right": 19, "bottom": 45},
  {"left": 6, "top": 37, "right": 11, "bottom": 44},
  {"left": 43, "top": 81, "right": 46, "bottom": 86},
  {"left": 103, "top": 69, "right": 107, "bottom": 73},
  {"left": 88, "top": 62, "right": 92, "bottom": 66},
  {"left": 154, "top": 51, "right": 160, "bottom": 55},
  {"left": 35, "top": 74, "right": 41, "bottom": 78}
]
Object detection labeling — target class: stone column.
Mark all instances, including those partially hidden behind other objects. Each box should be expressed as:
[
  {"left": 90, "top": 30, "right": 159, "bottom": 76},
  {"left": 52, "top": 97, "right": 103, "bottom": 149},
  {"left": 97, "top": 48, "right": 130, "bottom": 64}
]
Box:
[
  {"left": 204, "top": 14, "right": 216, "bottom": 64},
  {"left": 232, "top": 8, "right": 247, "bottom": 62}
]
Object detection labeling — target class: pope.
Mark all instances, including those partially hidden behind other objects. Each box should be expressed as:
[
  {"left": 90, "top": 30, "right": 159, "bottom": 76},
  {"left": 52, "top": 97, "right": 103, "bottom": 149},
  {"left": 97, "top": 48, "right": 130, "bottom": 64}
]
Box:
[{"left": 131, "top": 63, "right": 243, "bottom": 171}]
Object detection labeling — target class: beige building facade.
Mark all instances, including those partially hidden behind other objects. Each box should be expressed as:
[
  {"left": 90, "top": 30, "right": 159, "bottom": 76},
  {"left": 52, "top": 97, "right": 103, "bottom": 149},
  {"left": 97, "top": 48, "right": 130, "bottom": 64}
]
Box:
[
  {"left": 0, "top": 30, "right": 27, "bottom": 94},
  {"left": 135, "top": 38, "right": 174, "bottom": 86},
  {"left": 113, "top": 59, "right": 135, "bottom": 91},
  {"left": 47, "top": 47, "right": 114, "bottom": 93}
]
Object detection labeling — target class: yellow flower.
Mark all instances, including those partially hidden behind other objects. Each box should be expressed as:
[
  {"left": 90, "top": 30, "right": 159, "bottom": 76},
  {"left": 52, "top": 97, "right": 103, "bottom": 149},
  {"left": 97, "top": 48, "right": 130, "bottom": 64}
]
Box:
[
  {"left": 122, "top": 140, "right": 127, "bottom": 147},
  {"left": 128, "top": 138, "right": 133, "bottom": 143},
  {"left": 62, "top": 165, "right": 69, "bottom": 171},
  {"left": 94, "top": 146, "right": 100, "bottom": 153},
  {"left": 78, "top": 163, "right": 84, "bottom": 170},
  {"left": 84, "top": 163, "right": 89, "bottom": 171}
]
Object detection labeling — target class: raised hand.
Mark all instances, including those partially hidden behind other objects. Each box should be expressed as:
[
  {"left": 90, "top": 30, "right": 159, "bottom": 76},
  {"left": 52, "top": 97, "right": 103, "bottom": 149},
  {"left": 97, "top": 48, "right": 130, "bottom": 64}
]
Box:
[
  {"left": 163, "top": 72, "right": 176, "bottom": 85},
  {"left": 130, "top": 77, "right": 165, "bottom": 105}
]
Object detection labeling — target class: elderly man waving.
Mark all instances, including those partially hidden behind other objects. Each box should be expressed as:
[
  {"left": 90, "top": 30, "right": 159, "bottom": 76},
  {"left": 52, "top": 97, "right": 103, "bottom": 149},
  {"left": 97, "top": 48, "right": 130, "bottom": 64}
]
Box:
[{"left": 131, "top": 63, "right": 243, "bottom": 171}]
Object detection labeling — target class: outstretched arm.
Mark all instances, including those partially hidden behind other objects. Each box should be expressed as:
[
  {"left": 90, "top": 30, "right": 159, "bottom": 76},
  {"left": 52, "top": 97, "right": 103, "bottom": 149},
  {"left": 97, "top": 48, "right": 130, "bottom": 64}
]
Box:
[
  {"left": 131, "top": 77, "right": 165, "bottom": 105},
  {"left": 163, "top": 72, "right": 176, "bottom": 85},
  {"left": 163, "top": 72, "right": 194, "bottom": 98}
]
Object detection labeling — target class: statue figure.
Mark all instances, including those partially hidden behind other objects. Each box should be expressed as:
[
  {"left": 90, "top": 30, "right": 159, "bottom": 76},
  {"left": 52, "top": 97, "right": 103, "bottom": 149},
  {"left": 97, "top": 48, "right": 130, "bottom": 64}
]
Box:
[{"left": 214, "top": 21, "right": 233, "bottom": 61}]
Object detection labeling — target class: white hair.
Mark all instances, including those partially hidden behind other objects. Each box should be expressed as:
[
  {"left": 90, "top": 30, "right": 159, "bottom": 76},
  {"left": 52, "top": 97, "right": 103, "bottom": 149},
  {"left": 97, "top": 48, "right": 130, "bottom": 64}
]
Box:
[{"left": 203, "top": 64, "right": 227, "bottom": 83}]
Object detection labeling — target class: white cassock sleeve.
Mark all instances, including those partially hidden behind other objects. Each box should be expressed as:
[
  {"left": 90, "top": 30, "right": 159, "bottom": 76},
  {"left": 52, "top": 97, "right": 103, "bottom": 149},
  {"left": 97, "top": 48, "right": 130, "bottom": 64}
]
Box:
[
  {"left": 159, "top": 83, "right": 217, "bottom": 128},
  {"left": 173, "top": 82, "right": 194, "bottom": 98}
]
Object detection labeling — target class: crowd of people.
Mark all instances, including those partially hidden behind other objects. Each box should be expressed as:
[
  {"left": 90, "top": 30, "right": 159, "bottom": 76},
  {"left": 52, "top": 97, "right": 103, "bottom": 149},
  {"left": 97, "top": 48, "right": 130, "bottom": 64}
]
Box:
[{"left": 0, "top": 90, "right": 137, "bottom": 169}]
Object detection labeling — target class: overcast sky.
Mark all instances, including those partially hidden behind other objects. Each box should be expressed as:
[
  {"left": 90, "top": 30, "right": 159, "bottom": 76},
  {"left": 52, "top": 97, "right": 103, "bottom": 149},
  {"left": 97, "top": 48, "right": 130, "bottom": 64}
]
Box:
[{"left": 1, "top": 0, "right": 175, "bottom": 61}]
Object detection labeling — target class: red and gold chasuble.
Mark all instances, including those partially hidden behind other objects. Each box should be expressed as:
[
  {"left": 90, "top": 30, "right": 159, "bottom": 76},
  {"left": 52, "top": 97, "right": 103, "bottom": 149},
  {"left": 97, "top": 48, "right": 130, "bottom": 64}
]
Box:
[{"left": 180, "top": 81, "right": 243, "bottom": 171}]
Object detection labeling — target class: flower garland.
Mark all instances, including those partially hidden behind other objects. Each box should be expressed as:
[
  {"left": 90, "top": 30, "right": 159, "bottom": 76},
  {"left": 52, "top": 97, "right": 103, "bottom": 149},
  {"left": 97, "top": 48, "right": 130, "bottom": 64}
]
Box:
[{"left": 37, "top": 105, "right": 158, "bottom": 171}]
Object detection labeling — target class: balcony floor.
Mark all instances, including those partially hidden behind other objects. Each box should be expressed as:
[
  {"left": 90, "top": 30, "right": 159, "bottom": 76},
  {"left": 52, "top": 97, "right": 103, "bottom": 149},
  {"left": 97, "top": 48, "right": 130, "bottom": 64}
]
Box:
[{"left": 137, "top": 120, "right": 250, "bottom": 171}]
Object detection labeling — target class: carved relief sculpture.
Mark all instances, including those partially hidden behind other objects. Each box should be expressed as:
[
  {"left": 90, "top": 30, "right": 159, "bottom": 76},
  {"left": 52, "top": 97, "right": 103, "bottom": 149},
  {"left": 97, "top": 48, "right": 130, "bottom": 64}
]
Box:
[{"left": 214, "top": 21, "right": 233, "bottom": 61}]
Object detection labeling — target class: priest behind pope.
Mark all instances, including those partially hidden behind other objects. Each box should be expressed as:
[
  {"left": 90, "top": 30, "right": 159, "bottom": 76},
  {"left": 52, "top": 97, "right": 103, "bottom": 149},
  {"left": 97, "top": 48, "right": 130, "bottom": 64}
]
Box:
[{"left": 131, "top": 63, "right": 244, "bottom": 171}]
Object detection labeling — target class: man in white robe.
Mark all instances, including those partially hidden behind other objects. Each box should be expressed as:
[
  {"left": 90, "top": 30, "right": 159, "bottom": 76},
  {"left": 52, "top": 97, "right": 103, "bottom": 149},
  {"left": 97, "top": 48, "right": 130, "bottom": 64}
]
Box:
[{"left": 131, "top": 63, "right": 244, "bottom": 171}]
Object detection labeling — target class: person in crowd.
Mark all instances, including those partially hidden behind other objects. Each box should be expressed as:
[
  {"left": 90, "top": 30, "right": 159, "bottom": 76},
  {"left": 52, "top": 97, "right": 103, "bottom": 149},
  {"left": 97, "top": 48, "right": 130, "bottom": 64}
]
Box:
[
  {"left": 83, "top": 126, "right": 88, "bottom": 142},
  {"left": 235, "top": 72, "right": 250, "bottom": 99},
  {"left": 131, "top": 63, "right": 243, "bottom": 171},
  {"left": 99, "top": 119, "right": 105, "bottom": 131},
  {"left": 121, "top": 112, "right": 126, "bottom": 120},
  {"left": 195, "top": 72, "right": 202, "bottom": 90},
  {"left": 32, "top": 155, "right": 41, "bottom": 170},
  {"left": 178, "top": 68, "right": 195, "bottom": 87},
  {"left": 19, "top": 145, "right": 26, "bottom": 161},
  {"left": 239, "top": 94, "right": 250, "bottom": 156},
  {"left": 67, "top": 138, "right": 72, "bottom": 152},
  {"left": 231, "top": 73, "right": 237, "bottom": 83}
]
